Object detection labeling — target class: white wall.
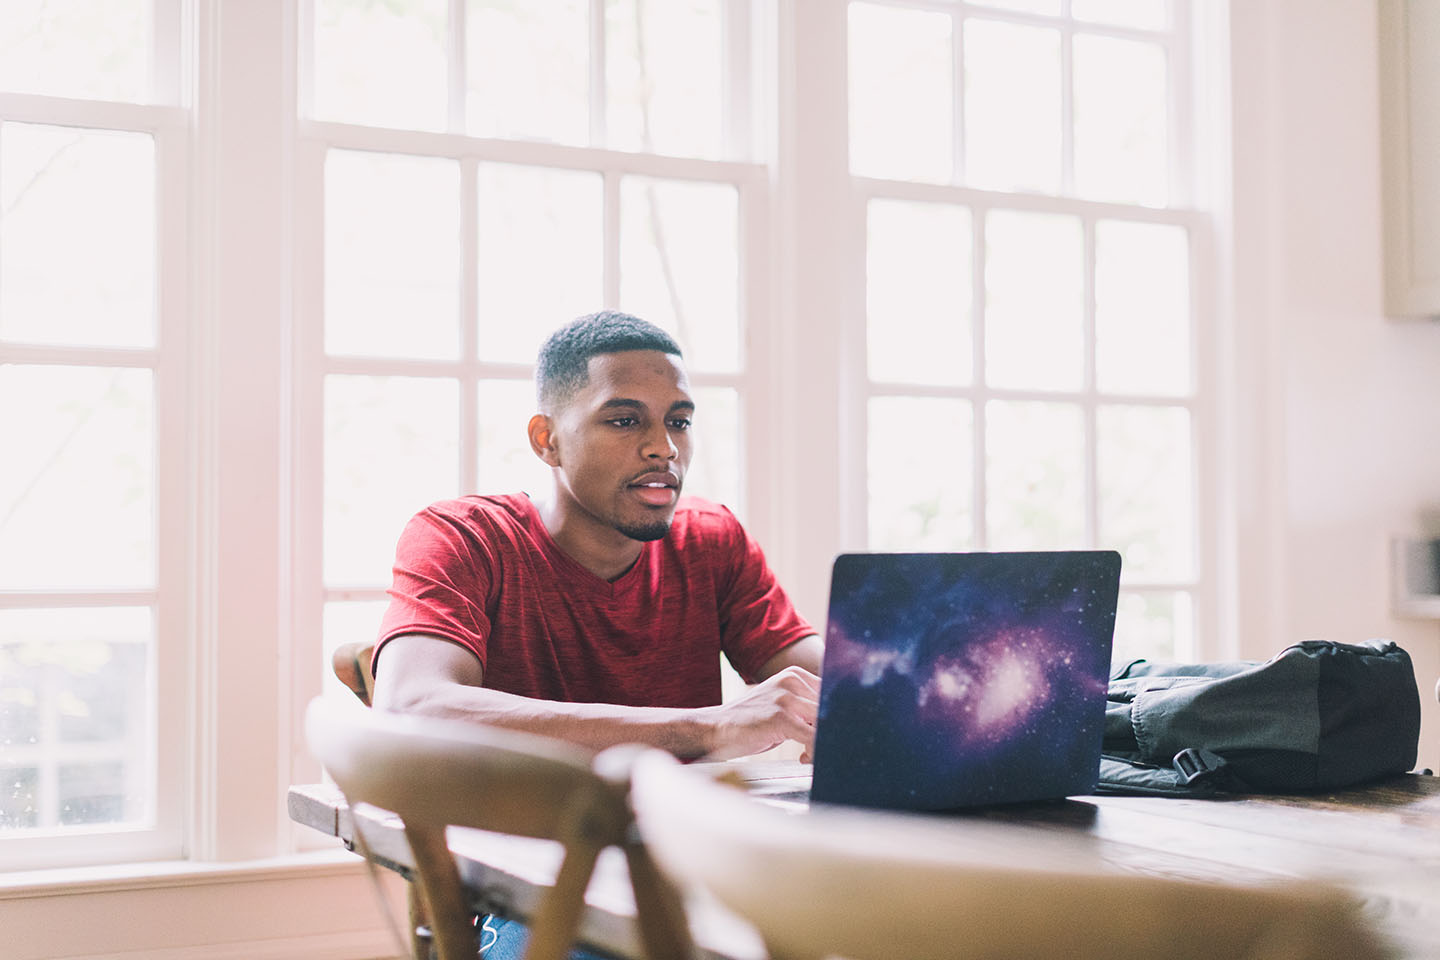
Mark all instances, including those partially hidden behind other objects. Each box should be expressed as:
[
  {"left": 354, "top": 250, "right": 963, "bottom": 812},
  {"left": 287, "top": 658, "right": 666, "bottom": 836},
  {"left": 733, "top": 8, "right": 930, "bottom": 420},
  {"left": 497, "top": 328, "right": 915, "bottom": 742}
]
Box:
[
  {"left": 0, "top": 853, "right": 408, "bottom": 960},
  {"left": 1228, "top": 0, "right": 1440, "bottom": 770}
]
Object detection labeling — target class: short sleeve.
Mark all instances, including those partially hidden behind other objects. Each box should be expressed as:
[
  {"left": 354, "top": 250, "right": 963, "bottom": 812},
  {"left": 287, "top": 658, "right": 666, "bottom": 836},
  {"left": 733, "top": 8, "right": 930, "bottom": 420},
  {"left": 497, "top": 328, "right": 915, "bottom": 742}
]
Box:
[
  {"left": 374, "top": 506, "right": 495, "bottom": 671},
  {"left": 714, "top": 508, "right": 816, "bottom": 681}
]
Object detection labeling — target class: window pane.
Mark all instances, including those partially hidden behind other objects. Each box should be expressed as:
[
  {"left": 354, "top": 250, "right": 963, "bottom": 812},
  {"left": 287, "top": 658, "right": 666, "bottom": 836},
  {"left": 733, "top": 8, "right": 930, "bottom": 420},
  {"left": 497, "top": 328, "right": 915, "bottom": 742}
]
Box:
[
  {"left": 964, "top": 20, "right": 1061, "bottom": 194},
  {"left": 869, "top": 397, "right": 973, "bottom": 550},
  {"left": 848, "top": 3, "right": 952, "bottom": 183},
  {"left": 1097, "top": 404, "right": 1193, "bottom": 581},
  {"left": 313, "top": 0, "right": 447, "bottom": 131},
  {"left": 325, "top": 375, "right": 460, "bottom": 586},
  {"left": 1074, "top": 35, "right": 1168, "bottom": 206},
  {"left": 467, "top": 0, "right": 588, "bottom": 145},
  {"left": 477, "top": 379, "right": 551, "bottom": 498},
  {"left": 477, "top": 163, "right": 603, "bottom": 364},
  {"left": 1112, "top": 591, "right": 1192, "bottom": 666},
  {"left": 0, "top": 123, "right": 155, "bottom": 349},
  {"left": 0, "top": 2, "right": 149, "bottom": 102},
  {"left": 867, "top": 199, "right": 972, "bottom": 386},
  {"left": 984, "top": 210, "right": 1082, "bottom": 390},
  {"left": 619, "top": 177, "right": 739, "bottom": 373},
  {"left": 1071, "top": 0, "right": 1170, "bottom": 31},
  {"left": 985, "top": 400, "right": 1084, "bottom": 550},
  {"left": 1095, "top": 220, "right": 1190, "bottom": 396},
  {"left": 0, "top": 606, "right": 152, "bottom": 832},
  {"left": 684, "top": 386, "right": 741, "bottom": 516},
  {"left": 1, "top": 768, "right": 39, "bottom": 829},
  {"left": 606, "top": 0, "right": 722, "bottom": 159},
  {"left": 322, "top": 600, "right": 389, "bottom": 704},
  {"left": 325, "top": 150, "right": 460, "bottom": 360},
  {"left": 0, "top": 366, "right": 154, "bottom": 590},
  {"left": 58, "top": 761, "right": 126, "bottom": 826}
]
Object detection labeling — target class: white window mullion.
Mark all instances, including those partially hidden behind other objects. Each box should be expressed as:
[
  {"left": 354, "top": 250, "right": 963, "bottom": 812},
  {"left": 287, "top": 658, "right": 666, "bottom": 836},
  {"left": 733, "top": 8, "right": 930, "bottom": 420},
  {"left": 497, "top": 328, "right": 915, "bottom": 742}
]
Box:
[
  {"left": 288, "top": 137, "right": 328, "bottom": 794},
  {"left": 1191, "top": 216, "right": 1222, "bottom": 660},
  {"left": 1081, "top": 216, "right": 1099, "bottom": 548},
  {"left": 448, "top": 0, "right": 466, "bottom": 134},
  {"left": 722, "top": 0, "right": 753, "bottom": 162},
  {"left": 0, "top": 92, "right": 186, "bottom": 133},
  {"left": 1060, "top": 20, "right": 1076, "bottom": 196},
  {"left": 295, "top": 0, "right": 315, "bottom": 119},
  {"left": 603, "top": 169, "right": 621, "bottom": 306},
  {"left": 0, "top": 344, "right": 160, "bottom": 367},
  {"left": 737, "top": 172, "right": 768, "bottom": 528},
  {"left": 153, "top": 122, "right": 191, "bottom": 861},
  {"left": 971, "top": 203, "right": 988, "bottom": 551},
  {"left": 1169, "top": 0, "right": 1195, "bottom": 208},
  {"left": 460, "top": 156, "right": 480, "bottom": 495},
  {"left": 951, "top": 8, "right": 965, "bottom": 184},
  {"left": 590, "top": 0, "right": 607, "bottom": 147},
  {"left": 151, "top": 0, "right": 183, "bottom": 105}
]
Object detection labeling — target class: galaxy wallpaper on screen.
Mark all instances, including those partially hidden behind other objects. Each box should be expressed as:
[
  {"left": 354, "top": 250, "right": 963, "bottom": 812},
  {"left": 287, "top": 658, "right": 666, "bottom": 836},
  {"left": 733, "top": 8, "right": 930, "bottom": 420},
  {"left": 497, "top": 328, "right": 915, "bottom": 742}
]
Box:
[{"left": 810, "top": 551, "right": 1121, "bottom": 811}]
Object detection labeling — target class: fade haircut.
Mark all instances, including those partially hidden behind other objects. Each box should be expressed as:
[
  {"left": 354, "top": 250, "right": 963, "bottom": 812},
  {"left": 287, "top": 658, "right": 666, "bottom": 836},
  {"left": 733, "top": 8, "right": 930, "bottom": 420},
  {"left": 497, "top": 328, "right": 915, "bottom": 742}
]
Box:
[{"left": 535, "top": 311, "right": 682, "bottom": 411}]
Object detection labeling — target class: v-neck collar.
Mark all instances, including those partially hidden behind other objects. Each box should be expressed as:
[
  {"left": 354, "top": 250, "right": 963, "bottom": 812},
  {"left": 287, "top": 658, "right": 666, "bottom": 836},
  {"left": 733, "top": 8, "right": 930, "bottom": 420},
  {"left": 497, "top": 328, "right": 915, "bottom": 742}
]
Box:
[{"left": 517, "top": 494, "right": 655, "bottom": 599}]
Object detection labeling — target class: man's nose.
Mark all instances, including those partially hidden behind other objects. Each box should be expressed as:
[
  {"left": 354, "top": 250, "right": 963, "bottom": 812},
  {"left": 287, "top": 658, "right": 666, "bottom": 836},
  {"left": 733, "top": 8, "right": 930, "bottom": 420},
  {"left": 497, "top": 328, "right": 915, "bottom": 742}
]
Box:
[{"left": 641, "top": 422, "right": 678, "bottom": 460}]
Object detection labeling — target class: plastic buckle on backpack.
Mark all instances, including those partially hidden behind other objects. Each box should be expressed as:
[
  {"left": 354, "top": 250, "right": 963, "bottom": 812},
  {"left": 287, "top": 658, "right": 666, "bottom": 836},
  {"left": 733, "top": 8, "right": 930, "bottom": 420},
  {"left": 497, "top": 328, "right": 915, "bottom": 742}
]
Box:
[{"left": 1172, "top": 748, "right": 1226, "bottom": 785}]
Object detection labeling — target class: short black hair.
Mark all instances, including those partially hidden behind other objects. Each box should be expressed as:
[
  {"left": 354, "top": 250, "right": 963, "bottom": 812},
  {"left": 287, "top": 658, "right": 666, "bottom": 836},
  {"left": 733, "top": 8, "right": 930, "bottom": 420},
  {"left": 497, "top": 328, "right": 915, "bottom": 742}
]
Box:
[{"left": 535, "top": 311, "right": 682, "bottom": 410}]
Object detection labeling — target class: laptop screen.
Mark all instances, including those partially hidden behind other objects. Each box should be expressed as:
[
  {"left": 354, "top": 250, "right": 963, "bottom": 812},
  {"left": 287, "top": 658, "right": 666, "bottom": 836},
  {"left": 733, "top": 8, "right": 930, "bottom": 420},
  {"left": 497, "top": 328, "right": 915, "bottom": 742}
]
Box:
[{"left": 809, "top": 551, "right": 1121, "bottom": 811}]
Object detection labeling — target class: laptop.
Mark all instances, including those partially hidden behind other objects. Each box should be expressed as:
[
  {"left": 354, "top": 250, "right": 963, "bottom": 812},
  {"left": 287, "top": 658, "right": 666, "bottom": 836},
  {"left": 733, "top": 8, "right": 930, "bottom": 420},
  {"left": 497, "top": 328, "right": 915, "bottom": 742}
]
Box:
[{"left": 803, "top": 551, "right": 1122, "bottom": 812}]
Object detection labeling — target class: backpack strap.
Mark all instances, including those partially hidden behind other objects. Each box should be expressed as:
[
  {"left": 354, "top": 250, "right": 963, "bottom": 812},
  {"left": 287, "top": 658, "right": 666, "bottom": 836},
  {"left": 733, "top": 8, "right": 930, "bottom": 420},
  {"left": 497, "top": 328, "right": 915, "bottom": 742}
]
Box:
[
  {"left": 1172, "top": 747, "right": 1229, "bottom": 786},
  {"left": 1095, "top": 749, "right": 1234, "bottom": 797}
]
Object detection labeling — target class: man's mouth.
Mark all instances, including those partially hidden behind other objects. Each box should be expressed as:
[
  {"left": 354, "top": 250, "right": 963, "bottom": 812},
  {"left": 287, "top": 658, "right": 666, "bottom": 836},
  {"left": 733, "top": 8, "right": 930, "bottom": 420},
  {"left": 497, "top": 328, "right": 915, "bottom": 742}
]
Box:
[{"left": 628, "top": 471, "right": 680, "bottom": 506}]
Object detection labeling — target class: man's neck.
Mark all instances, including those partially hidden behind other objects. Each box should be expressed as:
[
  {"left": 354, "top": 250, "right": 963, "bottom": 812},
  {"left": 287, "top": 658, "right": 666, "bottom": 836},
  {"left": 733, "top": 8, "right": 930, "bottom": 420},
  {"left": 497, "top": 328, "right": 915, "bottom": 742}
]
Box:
[{"left": 534, "top": 496, "right": 645, "bottom": 582}]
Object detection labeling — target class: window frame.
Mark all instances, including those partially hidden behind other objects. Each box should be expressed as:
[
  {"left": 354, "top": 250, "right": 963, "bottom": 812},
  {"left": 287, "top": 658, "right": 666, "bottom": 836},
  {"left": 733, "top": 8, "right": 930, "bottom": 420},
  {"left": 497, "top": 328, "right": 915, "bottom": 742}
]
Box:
[
  {"left": 0, "top": 50, "right": 191, "bottom": 870},
  {"left": 287, "top": 1, "right": 776, "bottom": 788},
  {"left": 839, "top": 0, "right": 1217, "bottom": 662}
]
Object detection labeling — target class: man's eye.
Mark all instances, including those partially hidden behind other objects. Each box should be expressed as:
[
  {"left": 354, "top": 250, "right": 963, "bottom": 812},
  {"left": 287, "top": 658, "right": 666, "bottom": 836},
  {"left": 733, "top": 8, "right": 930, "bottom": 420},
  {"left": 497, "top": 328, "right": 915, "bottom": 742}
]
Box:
[
  {"left": 668, "top": 418, "right": 692, "bottom": 431},
  {"left": 608, "top": 417, "right": 638, "bottom": 428}
]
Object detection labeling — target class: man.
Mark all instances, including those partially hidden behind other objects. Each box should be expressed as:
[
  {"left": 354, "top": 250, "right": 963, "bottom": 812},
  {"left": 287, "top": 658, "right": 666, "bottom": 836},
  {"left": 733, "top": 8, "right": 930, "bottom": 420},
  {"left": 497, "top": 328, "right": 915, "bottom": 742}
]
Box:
[{"left": 371, "top": 310, "right": 824, "bottom": 761}]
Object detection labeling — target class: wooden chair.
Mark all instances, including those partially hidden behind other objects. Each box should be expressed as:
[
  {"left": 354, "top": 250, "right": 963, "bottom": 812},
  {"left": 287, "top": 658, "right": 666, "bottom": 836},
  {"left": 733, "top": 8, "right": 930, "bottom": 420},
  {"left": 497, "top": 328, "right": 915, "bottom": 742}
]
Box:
[
  {"left": 628, "top": 750, "right": 1392, "bottom": 960},
  {"left": 305, "top": 698, "right": 691, "bottom": 960},
  {"left": 331, "top": 641, "right": 376, "bottom": 707}
]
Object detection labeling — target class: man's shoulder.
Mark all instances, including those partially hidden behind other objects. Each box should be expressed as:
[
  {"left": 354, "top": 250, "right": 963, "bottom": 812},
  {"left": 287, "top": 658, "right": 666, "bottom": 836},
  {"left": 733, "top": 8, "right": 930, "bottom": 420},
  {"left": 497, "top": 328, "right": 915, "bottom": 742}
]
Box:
[
  {"left": 407, "top": 493, "right": 540, "bottom": 544},
  {"left": 668, "top": 497, "right": 745, "bottom": 547},
  {"left": 420, "top": 493, "right": 535, "bottom": 523}
]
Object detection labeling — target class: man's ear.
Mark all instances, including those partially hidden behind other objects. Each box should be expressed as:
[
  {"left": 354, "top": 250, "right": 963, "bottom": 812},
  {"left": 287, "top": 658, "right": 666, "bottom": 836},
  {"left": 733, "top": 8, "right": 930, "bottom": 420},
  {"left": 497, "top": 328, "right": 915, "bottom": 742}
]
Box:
[{"left": 528, "top": 413, "right": 561, "bottom": 467}]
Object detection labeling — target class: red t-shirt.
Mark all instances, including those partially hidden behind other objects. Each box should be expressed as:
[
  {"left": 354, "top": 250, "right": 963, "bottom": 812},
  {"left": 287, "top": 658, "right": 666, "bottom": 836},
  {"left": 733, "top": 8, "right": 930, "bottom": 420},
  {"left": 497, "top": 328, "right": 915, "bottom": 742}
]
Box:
[{"left": 374, "top": 494, "right": 814, "bottom": 708}]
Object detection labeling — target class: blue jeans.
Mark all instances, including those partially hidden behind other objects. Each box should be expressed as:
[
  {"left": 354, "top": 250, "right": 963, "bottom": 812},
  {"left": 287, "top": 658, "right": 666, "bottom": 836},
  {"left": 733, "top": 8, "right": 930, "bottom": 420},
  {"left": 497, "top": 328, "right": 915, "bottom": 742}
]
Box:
[{"left": 479, "top": 915, "right": 619, "bottom": 960}]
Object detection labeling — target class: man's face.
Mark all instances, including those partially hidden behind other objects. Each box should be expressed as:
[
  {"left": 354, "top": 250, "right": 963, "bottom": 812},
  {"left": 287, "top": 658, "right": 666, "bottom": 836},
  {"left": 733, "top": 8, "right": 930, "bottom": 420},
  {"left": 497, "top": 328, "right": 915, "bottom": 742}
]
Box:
[{"left": 545, "top": 349, "right": 695, "bottom": 542}]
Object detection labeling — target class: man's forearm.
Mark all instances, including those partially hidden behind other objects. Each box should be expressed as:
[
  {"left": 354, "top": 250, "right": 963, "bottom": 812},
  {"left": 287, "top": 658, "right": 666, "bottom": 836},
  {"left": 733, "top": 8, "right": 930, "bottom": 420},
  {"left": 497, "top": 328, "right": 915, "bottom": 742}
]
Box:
[{"left": 377, "top": 681, "right": 719, "bottom": 757}]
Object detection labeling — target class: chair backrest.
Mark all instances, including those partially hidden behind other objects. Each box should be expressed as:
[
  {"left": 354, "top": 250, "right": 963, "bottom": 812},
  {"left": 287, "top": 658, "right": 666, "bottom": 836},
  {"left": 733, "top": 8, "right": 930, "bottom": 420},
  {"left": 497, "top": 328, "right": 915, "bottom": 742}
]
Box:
[
  {"left": 628, "top": 751, "right": 1390, "bottom": 960},
  {"left": 306, "top": 699, "right": 690, "bottom": 960},
  {"left": 331, "top": 641, "right": 376, "bottom": 707}
]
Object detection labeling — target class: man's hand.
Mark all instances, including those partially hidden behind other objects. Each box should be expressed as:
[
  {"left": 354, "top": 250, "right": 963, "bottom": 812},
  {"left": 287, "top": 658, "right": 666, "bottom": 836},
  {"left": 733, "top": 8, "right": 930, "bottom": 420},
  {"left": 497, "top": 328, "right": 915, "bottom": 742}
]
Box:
[{"left": 696, "top": 665, "right": 821, "bottom": 761}]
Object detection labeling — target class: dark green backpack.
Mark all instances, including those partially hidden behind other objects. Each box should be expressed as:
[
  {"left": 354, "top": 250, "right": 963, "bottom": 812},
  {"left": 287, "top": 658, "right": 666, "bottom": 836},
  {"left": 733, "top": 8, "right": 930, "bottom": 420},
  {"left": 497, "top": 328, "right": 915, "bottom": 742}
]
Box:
[{"left": 1097, "top": 639, "right": 1422, "bottom": 796}]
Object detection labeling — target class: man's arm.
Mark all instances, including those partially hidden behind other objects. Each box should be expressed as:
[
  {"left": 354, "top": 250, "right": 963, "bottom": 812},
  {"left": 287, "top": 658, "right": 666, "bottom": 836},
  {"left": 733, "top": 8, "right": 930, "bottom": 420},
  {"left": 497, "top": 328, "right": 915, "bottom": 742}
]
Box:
[
  {"left": 754, "top": 634, "right": 824, "bottom": 680},
  {"left": 372, "top": 633, "right": 820, "bottom": 760}
]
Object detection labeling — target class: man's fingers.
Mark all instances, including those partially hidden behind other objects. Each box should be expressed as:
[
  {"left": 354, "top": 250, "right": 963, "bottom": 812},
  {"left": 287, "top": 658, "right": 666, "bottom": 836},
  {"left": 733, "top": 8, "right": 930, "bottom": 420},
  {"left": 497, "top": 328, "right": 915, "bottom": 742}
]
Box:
[
  {"left": 778, "top": 711, "right": 816, "bottom": 751},
  {"left": 771, "top": 665, "right": 821, "bottom": 694},
  {"left": 775, "top": 689, "right": 818, "bottom": 724}
]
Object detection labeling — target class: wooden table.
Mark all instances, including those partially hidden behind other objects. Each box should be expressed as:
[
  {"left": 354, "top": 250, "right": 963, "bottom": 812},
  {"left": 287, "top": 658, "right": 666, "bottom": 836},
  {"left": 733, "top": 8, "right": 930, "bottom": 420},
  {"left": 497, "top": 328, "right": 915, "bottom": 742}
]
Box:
[{"left": 289, "top": 766, "right": 1440, "bottom": 960}]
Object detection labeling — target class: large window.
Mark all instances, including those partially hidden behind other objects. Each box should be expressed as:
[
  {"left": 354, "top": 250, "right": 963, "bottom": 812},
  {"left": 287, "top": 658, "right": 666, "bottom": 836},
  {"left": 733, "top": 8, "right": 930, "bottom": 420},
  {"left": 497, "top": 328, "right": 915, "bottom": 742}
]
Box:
[
  {"left": 298, "top": 0, "right": 764, "bottom": 709},
  {"left": 850, "top": 0, "right": 1207, "bottom": 666},
  {"left": 0, "top": 1, "right": 1218, "bottom": 877},
  {"left": 0, "top": 1, "right": 187, "bottom": 868}
]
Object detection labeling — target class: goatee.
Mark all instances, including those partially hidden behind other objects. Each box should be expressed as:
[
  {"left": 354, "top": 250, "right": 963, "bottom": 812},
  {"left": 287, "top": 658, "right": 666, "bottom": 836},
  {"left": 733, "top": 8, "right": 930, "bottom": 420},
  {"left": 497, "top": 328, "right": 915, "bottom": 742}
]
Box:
[{"left": 617, "top": 518, "right": 672, "bottom": 542}]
